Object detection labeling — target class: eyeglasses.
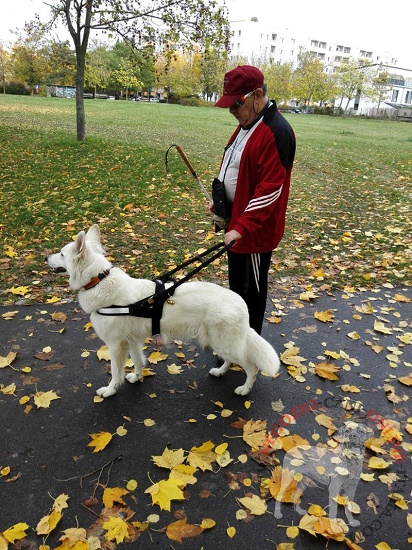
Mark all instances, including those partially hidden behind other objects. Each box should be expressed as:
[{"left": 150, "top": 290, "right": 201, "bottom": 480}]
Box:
[{"left": 230, "top": 90, "right": 255, "bottom": 110}]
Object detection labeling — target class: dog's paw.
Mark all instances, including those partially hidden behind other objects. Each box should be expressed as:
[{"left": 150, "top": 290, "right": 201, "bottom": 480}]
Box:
[
  {"left": 209, "top": 367, "right": 224, "bottom": 378},
  {"left": 234, "top": 384, "right": 251, "bottom": 396},
  {"left": 126, "top": 373, "right": 143, "bottom": 384},
  {"left": 96, "top": 386, "right": 117, "bottom": 398}
]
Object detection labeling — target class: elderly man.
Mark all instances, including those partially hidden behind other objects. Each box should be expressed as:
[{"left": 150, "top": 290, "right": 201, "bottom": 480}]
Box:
[{"left": 210, "top": 65, "right": 296, "bottom": 335}]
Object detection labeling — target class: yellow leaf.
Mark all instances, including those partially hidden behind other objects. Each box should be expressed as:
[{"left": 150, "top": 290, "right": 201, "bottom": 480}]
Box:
[
  {"left": 7, "top": 286, "right": 30, "bottom": 296},
  {"left": 398, "top": 374, "right": 412, "bottom": 386},
  {"left": 244, "top": 401, "right": 251, "bottom": 409},
  {"left": 286, "top": 525, "right": 299, "bottom": 538},
  {"left": 360, "top": 473, "right": 375, "bottom": 481},
  {"left": 116, "top": 426, "right": 127, "bottom": 437},
  {"left": 33, "top": 390, "right": 60, "bottom": 408},
  {"left": 227, "top": 526, "right": 236, "bottom": 538},
  {"left": 50, "top": 312, "right": 67, "bottom": 322},
  {"left": 103, "top": 487, "right": 129, "bottom": 509},
  {"left": 165, "top": 518, "right": 203, "bottom": 543},
  {"left": 0, "top": 352, "right": 17, "bottom": 369},
  {"left": 103, "top": 516, "right": 129, "bottom": 544},
  {"left": 238, "top": 494, "right": 267, "bottom": 516},
  {"left": 87, "top": 431, "right": 113, "bottom": 453},
  {"left": 347, "top": 331, "right": 360, "bottom": 340},
  {"left": 215, "top": 443, "right": 228, "bottom": 455},
  {"left": 221, "top": 409, "right": 233, "bottom": 417},
  {"left": 314, "top": 310, "right": 335, "bottom": 323},
  {"left": 216, "top": 450, "right": 233, "bottom": 468},
  {"left": 145, "top": 478, "right": 185, "bottom": 511},
  {"left": 242, "top": 419, "right": 267, "bottom": 451},
  {"left": 36, "top": 510, "right": 62, "bottom": 535},
  {"left": 148, "top": 350, "right": 168, "bottom": 364},
  {"left": 167, "top": 363, "right": 183, "bottom": 375},
  {"left": 315, "top": 361, "right": 340, "bottom": 380},
  {"left": 374, "top": 321, "right": 392, "bottom": 335},
  {"left": 375, "top": 543, "right": 392, "bottom": 550},
  {"left": 97, "top": 345, "right": 110, "bottom": 361},
  {"left": 53, "top": 494, "right": 69, "bottom": 513},
  {"left": 169, "top": 464, "right": 198, "bottom": 485},
  {"left": 144, "top": 418, "right": 155, "bottom": 427},
  {"left": 126, "top": 479, "right": 138, "bottom": 491},
  {"left": 2, "top": 523, "right": 29, "bottom": 543},
  {"left": 187, "top": 441, "right": 216, "bottom": 471},
  {"left": 1, "top": 384, "right": 16, "bottom": 395},
  {"left": 368, "top": 457, "right": 392, "bottom": 469},
  {"left": 152, "top": 447, "right": 185, "bottom": 470},
  {"left": 200, "top": 519, "right": 216, "bottom": 529}
]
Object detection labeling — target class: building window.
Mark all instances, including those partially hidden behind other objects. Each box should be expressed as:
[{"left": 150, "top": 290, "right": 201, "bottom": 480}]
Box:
[
  {"left": 392, "top": 90, "right": 399, "bottom": 102},
  {"left": 238, "top": 30, "right": 241, "bottom": 36},
  {"left": 319, "top": 42, "right": 326, "bottom": 48},
  {"left": 344, "top": 47, "right": 351, "bottom": 53},
  {"left": 336, "top": 45, "right": 343, "bottom": 52},
  {"left": 271, "top": 46, "right": 276, "bottom": 53},
  {"left": 311, "top": 40, "right": 319, "bottom": 47},
  {"left": 272, "top": 33, "right": 277, "bottom": 40},
  {"left": 335, "top": 56, "right": 342, "bottom": 62},
  {"left": 405, "top": 91, "right": 412, "bottom": 104}
]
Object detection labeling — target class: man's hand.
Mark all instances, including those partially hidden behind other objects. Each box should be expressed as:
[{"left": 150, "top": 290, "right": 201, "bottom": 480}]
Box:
[{"left": 225, "top": 229, "right": 242, "bottom": 246}]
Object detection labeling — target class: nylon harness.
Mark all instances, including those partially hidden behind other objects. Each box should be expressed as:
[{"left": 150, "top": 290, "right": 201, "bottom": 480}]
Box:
[{"left": 95, "top": 241, "right": 234, "bottom": 335}]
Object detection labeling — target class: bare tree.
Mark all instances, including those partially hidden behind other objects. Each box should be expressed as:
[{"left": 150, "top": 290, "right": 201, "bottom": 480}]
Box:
[{"left": 41, "top": 0, "right": 230, "bottom": 140}]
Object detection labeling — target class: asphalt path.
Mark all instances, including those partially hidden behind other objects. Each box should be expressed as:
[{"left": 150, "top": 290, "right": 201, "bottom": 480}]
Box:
[{"left": 1, "top": 284, "right": 411, "bottom": 549}]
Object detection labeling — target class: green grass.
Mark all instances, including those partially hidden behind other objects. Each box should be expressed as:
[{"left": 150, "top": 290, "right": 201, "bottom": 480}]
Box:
[{"left": 0, "top": 95, "right": 411, "bottom": 304}]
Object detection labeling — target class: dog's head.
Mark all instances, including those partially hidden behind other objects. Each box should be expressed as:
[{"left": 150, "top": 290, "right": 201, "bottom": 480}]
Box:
[{"left": 46, "top": 224, "right": 109, "bottom": 290}]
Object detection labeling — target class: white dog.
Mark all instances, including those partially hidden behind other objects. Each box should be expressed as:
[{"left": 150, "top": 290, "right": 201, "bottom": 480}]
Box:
[{"left": 47, "top": 225, "right": 280, "bottom": 397}]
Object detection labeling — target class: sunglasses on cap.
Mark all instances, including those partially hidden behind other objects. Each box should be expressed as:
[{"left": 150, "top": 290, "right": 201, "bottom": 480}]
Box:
[{"left": 230, "top": 90, "right": 255, "bottom": 110}]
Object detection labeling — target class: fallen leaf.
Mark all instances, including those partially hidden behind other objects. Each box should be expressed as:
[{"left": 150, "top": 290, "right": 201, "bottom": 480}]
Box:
[
  {"left": 33, "top": 390, "right": 60, "bottom": 408},
  {"left": 315, "top": 361, "right": 340, "bottom": 380},
  {"left": 0, "top": 352, "right": 17, "bottom": 369},
  {"left": 314, "top": 310, "right": 335, "bottom": 323},
  {"left": 103, "top": 516, "right": 129, "bottom": 544},
  {"left": 238, "top": 494, "right": 267, "bottom": 516},
  {"left": 145, "top": 478, "right": 185, "bottom": 511},
  {"left": 103, "top": 487, "right": 129, "bottom": 509},
  {"left": 87, "top": 431, "right": 113, "bottom": 453},
  {"left": 166, "top": 518, "right": 204, "bottom": 543}
]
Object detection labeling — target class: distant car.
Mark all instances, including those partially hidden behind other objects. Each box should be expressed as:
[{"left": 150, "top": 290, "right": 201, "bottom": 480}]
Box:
[{"left": 150, "top": 97, "right": 159, "bottom": 102}]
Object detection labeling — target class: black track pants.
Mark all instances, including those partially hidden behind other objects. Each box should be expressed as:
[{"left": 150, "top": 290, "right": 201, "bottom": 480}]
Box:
[{"left": 227, "top": 250, "right": 272, "bottom": 335}]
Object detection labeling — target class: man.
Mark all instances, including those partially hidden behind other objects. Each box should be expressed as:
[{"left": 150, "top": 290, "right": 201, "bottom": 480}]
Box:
[{"left": 210, "top": 65, "right": 296, "bottom": 335}]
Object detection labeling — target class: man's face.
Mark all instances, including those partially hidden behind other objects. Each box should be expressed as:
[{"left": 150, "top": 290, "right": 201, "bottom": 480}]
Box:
[{"left": 229, "top": 90, "right": 260, "bottom": 126}]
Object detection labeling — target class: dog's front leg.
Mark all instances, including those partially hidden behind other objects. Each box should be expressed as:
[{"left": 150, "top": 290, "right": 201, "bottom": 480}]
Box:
[
  {"left": 96, "top": 341, "right": 129, "bottom": 398},
  {"left": 126, "top": 343, "right": 145, "bottom": 384}
]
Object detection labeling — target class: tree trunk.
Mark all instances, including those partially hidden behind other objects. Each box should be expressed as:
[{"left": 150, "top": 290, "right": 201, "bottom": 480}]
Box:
[{"left": 75, "top": 48, "right": 86, "bottom": 141}]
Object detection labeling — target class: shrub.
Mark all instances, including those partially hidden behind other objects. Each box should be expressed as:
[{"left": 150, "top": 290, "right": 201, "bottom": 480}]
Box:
[{"left": 5, "top": 81, "right": 30, "bottom": 95}]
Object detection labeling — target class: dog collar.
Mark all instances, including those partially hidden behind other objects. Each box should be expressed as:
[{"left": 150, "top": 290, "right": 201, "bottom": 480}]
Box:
[{"left": 83, "top": 269, "right": 111, "bottom": 290}]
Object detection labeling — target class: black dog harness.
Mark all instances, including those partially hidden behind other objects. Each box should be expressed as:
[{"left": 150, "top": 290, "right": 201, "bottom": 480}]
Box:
[
  {"left": 95, "top": 241, "right": 234, "bottom": 335},
  {"left": 97, "top": 279, "right": 174, "bottom": 335}
]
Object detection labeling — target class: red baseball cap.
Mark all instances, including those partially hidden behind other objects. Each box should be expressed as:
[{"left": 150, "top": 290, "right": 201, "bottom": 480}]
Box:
[{"left": 215, "top": 65, "right": 264, "bottom": 108}]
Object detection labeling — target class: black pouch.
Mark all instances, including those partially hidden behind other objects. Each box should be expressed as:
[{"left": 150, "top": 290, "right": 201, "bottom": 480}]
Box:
[{"left": 212, "top": 177, "right": 231, "bottom": 220}]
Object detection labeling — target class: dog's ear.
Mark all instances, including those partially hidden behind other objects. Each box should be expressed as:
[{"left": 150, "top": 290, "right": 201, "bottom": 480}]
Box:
[
  {"left": 74, "top": 231, "right": 86, "bottom": 255},
  {"left": 86, "top": 224, "right": 101, "bottom": 244}
]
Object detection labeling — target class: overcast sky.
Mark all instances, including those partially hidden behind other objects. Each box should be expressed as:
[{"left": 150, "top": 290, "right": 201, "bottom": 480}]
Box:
[{"left": 1, "top": 0, "right": 410, "bottom": 68}]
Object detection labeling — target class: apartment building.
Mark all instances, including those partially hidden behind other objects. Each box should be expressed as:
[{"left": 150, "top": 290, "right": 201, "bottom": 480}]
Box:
[{"left": 228, "top": 17, "right": 412, "bottom": 116}]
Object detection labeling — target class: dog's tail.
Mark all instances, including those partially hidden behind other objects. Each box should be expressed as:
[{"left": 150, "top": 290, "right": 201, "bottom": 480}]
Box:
[{"left": 247, "top": 329, "right": 280, "bottom": 377}]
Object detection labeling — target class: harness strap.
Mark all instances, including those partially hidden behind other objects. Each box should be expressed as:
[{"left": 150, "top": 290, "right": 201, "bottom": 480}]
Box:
[{"left": 97, "top": 280, "right": 171, "bottom": 335}]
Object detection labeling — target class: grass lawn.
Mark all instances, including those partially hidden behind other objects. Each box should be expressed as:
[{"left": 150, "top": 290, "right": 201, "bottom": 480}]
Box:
[{"left": 0, "top": 95, "right": 411, "bottom": 305}]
